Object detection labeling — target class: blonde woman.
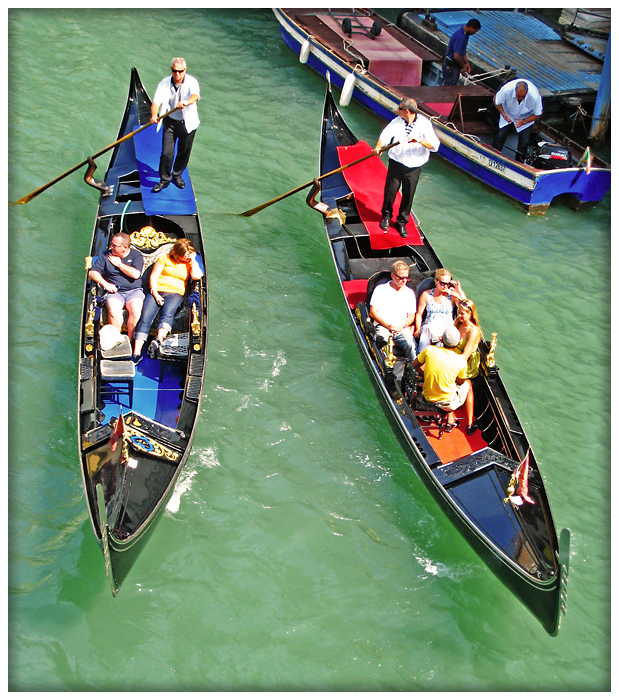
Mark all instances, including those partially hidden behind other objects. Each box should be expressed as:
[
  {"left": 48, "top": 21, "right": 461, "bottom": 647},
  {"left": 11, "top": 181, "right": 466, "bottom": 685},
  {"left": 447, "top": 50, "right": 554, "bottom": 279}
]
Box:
[{"left": 453, "top": 298, "right": 482, "bottom": 380}]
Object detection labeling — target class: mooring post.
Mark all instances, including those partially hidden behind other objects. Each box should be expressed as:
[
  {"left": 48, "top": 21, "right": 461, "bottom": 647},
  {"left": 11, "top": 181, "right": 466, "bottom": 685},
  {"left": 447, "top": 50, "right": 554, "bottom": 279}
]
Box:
[{"left": 590, "top": 31, "right": 611, "bottom": 142}]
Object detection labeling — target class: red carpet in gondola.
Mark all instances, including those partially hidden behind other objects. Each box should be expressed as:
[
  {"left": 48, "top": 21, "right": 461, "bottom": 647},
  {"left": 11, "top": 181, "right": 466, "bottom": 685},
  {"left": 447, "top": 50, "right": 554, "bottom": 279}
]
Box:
[
  {"left": 336, "top": 141, "right": 423, "bottom": 248},
  {"left": 424, "top": 405, "right": 487, "bottom": 463}
]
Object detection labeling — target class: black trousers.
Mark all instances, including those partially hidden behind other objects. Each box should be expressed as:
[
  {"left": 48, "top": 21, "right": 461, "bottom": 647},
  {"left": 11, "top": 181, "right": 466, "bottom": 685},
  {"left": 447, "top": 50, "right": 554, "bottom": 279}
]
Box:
[
  {"left": 382, "top": 159, "right": 422, "bottom": 225},
  {"left": 492, "top": 123, "right": 533, "bottom": 162},
  {"left": 159, "top": 117, "right": 197, "bottom": 182}
]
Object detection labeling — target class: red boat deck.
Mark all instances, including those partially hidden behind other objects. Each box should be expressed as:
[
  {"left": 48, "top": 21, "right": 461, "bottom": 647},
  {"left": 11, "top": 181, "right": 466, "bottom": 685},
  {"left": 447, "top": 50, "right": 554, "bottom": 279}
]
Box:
[
  {"left": 424, "top": 405, "right": 487, "bottom": 462},
  {"left": 320, "top": 13, "right": 423, "bottom": 87}
]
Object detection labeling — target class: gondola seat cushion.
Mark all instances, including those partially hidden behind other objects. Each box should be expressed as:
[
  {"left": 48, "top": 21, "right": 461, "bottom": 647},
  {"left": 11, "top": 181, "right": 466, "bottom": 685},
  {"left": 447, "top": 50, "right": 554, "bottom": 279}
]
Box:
[
  {"left": 342, "top": 279, "right": 368, "bottom": 309},
  {"left": 100, "top": 359, "right": 135, "bottom": 381}
]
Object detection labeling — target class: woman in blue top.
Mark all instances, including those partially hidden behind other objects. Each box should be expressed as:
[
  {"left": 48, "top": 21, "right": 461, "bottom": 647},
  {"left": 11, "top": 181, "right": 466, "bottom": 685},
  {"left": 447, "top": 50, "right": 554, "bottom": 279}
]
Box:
[{"left": 414, "top": 268, "right": 465, "bottom": 354}]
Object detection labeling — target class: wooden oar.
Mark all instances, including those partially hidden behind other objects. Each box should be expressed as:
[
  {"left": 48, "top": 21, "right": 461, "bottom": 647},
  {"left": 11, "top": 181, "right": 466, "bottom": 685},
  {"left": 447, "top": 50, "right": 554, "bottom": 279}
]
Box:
[
  {"left": 239, "top": 141, "right": 399, "bottom": 217},
  {"left": 10, "top": 105, "right": 183, "bottom": 205}
]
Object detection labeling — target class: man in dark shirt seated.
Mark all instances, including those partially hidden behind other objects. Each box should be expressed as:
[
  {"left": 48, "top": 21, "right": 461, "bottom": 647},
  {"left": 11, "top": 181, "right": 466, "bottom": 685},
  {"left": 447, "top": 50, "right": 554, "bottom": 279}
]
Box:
[{"left": 88, "top": 232, "right": 145, "bottom": 341}]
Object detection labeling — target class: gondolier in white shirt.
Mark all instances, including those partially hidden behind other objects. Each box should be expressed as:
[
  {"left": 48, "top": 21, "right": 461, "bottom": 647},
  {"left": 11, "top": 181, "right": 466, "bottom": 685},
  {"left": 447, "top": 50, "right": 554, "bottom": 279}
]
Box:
[
  {"left": 373, "top": 98, "right": 440, "bottom": 238},
  {"left": 150, "top": 57, "right": 200, "bottom": 192},
  {"left": 492, "top": 79, "right": 543, "bottom": 162}
]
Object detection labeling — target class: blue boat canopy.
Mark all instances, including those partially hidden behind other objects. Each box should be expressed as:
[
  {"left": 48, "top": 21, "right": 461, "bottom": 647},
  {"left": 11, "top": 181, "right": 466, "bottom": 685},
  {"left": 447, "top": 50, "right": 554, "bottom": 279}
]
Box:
[{"left": 425, "top": 10, "right": 603, "bottom": 95}]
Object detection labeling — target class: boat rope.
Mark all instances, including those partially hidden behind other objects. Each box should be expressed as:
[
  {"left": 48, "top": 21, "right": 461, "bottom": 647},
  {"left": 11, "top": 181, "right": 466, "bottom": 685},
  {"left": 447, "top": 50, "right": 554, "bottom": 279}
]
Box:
[
  {"left": 430, "top": 115, "right": 483, "bottom": 144},
  {"left": 402, "top": 244, "right": 431, "bottom": 272},
  {"left": 120, "top": 199, "right": 131, "bottom": 232},
  {"left": 341, "top": 39, "right": 369, "bottom": 74},
  {"left": 461, "top": 67, "right": 512, "bottom": 85},
  {"left": 342, "top": 222, "right": 366, "bottom": 258}
]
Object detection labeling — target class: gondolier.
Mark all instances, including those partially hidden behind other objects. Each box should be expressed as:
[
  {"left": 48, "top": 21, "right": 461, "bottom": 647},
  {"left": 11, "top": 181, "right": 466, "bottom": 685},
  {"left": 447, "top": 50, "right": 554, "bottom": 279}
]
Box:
[
  {"left": 374, "top": 98, "right": 439, "bottom": 238},
  {"left": 151, "top": 57, "right": 200, "bottom": 192}
]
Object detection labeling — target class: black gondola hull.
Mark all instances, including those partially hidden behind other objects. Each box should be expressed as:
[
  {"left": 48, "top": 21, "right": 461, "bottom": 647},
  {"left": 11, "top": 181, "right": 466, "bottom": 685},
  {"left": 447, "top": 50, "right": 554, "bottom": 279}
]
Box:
[
  {"left": 318, "top": 83, "right": 568, "bottom": 634},
  {"left": 77, "top": 68, "right": 208, "bottom": 594}
]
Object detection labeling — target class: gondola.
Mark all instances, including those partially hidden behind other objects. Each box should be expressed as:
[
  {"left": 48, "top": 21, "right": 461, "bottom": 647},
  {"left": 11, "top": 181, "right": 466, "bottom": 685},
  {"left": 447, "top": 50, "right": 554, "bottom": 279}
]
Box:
[
  {"left": 313, "top": 79, "right": 569, "bottom": 635},
  {"left": 78, "top": 68, "right": 208, "bottom": 595},
  {"left": 275, "top": 8, "right": 611, "bottom": 215}
]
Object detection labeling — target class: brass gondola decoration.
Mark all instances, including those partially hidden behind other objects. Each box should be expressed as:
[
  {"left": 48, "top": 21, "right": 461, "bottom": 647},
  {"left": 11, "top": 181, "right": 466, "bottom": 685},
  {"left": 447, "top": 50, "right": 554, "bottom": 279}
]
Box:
[
  {"left": 384, "top": 334, "right": 397, "bottom": 369},
  {"left": 486, "top": 332, "right": 497, "bottom": 368}
]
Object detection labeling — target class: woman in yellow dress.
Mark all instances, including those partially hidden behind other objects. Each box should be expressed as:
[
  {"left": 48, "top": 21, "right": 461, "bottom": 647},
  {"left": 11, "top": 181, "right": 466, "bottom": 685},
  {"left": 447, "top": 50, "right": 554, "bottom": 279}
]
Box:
[{"left": 453, "top": 298, "right": 481, "bottom": 379}]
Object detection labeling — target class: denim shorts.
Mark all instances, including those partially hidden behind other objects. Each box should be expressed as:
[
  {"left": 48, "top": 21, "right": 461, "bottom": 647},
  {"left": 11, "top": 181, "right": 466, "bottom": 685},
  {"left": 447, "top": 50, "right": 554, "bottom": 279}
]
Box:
[{"left": 106, "top": 288, "right": 145, "bottom": 306}]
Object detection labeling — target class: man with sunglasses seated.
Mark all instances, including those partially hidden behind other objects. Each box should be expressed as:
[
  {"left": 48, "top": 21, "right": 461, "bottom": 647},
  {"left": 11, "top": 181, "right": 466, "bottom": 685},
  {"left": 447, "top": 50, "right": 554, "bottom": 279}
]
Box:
[{"left": 369, "top": 260, "right": 417, "bottom": 361}]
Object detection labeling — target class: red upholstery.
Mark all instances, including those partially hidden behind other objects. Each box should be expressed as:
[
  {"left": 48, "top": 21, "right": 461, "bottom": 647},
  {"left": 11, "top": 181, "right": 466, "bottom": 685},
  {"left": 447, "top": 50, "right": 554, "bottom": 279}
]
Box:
[{"left": 342, "top": 279, "right": 369, "bottom": 309}]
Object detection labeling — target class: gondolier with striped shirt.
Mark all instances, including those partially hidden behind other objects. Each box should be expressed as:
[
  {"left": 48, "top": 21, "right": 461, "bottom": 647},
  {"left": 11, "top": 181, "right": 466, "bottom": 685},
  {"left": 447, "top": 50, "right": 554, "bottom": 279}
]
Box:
[
  {"left": 374, "top": 98, "right": 440, "bottom": 238},
  {"left": 151, "top": 57, "right": 200, "bottom": 192}
]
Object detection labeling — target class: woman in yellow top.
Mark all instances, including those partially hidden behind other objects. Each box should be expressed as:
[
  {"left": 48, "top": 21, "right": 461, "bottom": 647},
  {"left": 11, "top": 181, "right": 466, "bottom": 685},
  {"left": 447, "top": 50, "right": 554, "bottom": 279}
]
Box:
[
  {"left": 453, "top": 298, "right": 481, "bottom": 379},
  {"left": 132, "top": 238, "right": 203, "bottom": 362}
]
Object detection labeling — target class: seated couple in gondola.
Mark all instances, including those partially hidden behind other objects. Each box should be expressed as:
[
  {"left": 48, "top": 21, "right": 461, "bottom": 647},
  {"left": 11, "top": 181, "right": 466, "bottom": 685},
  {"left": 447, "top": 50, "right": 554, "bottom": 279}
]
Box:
[
  {"left": 131, "top": 238, "right": 203, "bottom": 363},
  {"left": 369, "top": 264, "right": 480, "bottom": 367}
]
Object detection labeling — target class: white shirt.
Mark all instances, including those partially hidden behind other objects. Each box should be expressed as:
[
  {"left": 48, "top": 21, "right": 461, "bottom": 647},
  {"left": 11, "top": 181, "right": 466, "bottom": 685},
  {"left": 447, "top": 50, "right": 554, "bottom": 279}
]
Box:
[
  {"left": 370, "top": 281, "right": 417, "bottom": 329},
  {"left": 153, "top": 74, "right": 201, "bottom": 133},
  {"left": 494, "top": 79, "right": 543, "bottom": 132},
  {"left": 378, "top": 114, "right": 440, "bottom": 168}
]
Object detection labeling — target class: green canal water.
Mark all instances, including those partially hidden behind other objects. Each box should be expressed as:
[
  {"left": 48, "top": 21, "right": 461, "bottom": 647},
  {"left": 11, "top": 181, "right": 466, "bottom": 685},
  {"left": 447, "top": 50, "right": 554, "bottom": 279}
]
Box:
[{"left": 7, "top": 8, "right": 611, "bottom": 692}]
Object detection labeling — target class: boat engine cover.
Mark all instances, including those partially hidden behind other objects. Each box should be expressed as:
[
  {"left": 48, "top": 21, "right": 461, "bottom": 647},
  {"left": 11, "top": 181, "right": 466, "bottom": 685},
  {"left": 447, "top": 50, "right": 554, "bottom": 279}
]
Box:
[{"left": 528, "top": 142, "right": 573, "bottom": 170}]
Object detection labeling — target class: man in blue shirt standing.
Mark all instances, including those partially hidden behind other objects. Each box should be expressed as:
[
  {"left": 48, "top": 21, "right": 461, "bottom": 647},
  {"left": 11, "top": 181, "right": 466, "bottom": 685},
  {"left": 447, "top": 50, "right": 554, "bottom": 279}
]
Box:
[{"left": 442, "top": 19, "right": 481, "bottom": 86}]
